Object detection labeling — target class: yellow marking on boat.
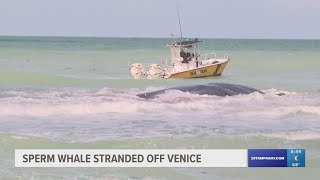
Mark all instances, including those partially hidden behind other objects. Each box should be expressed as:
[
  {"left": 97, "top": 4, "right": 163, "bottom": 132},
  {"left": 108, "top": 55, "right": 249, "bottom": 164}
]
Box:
[
  {"left": 169, "top": 60, "right": 229, "bottom": 78},
  {"left": 217, "top": 62, "right": 228, "bottom": 75}
]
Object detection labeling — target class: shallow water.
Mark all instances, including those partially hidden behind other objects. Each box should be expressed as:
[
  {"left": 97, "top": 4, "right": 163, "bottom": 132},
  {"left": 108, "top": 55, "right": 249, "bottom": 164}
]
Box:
[{"left": 0, "top": 37, "right": 319, "bottom": 179}]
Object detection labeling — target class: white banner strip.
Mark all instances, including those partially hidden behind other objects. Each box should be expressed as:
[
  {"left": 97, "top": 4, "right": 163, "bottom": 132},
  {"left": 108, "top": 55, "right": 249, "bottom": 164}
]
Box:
[{"left": 15, "top": 149, "right": 247, "bottom": 167}]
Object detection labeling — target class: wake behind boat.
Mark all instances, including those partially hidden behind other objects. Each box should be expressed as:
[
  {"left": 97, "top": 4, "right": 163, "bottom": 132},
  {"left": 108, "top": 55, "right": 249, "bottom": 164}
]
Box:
[{"left": 130, "top": 38, "right": 230, "bottom": 79}]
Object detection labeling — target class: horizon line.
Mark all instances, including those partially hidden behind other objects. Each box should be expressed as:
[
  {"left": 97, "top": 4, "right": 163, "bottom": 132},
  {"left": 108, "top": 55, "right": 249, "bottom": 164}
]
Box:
[{"left": 0, "top": 35, "right": 319, "bottom": 41}]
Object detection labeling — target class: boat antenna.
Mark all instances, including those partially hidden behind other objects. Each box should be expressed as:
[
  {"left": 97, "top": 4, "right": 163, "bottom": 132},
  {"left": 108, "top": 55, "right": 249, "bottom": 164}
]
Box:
[{"left": 176, "top": 6, "right": 183, "bottom": 38}]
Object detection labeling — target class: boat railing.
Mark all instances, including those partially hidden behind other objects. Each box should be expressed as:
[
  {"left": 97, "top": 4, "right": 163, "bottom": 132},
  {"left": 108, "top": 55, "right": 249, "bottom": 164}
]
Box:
[
  {"left": 202, "top": 52, "right": 230, "bottom": 60},
  {"left": 204, "top": 52, "right": 217, "bottom": 60},
  {"left": 224, "top": 53, "right": 229, "bottom": 59}
]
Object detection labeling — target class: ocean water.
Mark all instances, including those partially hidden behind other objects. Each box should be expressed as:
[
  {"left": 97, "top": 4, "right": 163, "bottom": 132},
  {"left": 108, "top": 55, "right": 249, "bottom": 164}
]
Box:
[{"left": 0, "top": 36, "right": 319, "bottom": 179}]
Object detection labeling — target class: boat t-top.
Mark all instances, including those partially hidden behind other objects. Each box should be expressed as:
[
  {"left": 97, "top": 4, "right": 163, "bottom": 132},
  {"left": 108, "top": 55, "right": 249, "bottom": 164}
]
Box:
[{"left": 130, "top": 38, "right": 229, "bottom": 79}]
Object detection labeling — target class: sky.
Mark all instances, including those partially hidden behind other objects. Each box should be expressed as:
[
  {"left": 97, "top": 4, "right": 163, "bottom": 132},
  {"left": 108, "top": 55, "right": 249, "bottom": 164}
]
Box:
[{"left": 0, "top": 0, "right": 319, "bottom": 39}]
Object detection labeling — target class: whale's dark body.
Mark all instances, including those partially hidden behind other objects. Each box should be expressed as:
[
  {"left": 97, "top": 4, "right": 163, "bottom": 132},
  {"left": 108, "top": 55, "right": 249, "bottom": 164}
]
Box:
[{"left": 137, "top": 83, "right": 265, "bottom": 99}]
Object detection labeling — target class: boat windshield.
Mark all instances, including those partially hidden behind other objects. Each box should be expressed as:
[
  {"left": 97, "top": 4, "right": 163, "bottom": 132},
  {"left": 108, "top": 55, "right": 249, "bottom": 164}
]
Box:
[{"left": 170, "top": 38, "right": 201, "bottom": 63}]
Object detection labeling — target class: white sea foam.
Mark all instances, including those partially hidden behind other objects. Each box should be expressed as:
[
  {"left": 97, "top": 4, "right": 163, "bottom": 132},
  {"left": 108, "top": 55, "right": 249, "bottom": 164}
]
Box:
[
  {"left": 10, "top": 135, "right": 30, "bottom": 140},
  {"left": 0, "top": 88, "right": 319, "bottom": 118}
]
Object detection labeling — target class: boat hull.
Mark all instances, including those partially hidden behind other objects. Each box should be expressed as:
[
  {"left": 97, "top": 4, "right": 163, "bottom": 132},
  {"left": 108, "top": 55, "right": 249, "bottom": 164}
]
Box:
[{"left": 168, "top": 60, "right": 229, "bottom": 78}]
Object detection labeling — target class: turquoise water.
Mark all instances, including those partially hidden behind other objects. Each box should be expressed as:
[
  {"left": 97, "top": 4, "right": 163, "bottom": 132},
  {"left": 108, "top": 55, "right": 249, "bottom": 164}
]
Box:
[
  {"left": 0, "top": 36, "right": 319, "bottom": 179},
  {"left": 1, "top": 37, "right": 319, "bottom": 90}
]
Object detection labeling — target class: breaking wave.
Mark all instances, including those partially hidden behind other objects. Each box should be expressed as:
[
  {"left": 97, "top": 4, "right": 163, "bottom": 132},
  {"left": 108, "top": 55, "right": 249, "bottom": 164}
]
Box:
[{"left": 0, "top": 87, "right": 319, "bottom": 117}]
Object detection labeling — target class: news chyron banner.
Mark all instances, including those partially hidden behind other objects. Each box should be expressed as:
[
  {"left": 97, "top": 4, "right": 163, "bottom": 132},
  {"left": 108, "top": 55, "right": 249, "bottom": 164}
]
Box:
[{"left": 15, "top": 149, "right": 305, "bottom": 168}]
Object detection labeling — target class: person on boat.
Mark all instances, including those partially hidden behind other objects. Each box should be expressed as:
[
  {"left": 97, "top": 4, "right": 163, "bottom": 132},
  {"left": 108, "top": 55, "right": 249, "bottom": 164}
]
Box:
[
  {"left": 186, "top": 52, "right": 192, "bottom": 62},
  {"left": 180, "top": 49, "right": 188, "bottom": 63}
]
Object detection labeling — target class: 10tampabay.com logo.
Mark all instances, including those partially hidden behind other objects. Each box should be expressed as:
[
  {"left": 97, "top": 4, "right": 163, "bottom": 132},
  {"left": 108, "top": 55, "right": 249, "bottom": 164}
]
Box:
[{"left": 248, "top": 149, "right": 305, "bottom": 167}]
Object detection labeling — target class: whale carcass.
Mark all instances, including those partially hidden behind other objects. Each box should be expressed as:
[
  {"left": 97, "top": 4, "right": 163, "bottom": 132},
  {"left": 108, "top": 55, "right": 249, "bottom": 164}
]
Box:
[{"left": 137, "top": 83, "right": 265, "bottom": 99}]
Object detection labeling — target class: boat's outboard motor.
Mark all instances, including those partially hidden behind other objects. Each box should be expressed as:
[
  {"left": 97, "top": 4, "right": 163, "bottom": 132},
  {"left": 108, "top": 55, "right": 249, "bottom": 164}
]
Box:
[
  {"left": 130, "top": 63, "right": 147, "bottom": 79},
  {"left": 147, "top": 64, "right": 166, "bottom": 79}
]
